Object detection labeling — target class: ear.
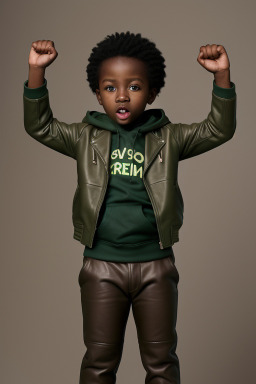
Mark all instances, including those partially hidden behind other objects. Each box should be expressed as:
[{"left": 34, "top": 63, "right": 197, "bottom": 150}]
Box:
[
  {"left": 95, "top": 89, "right": 103, "bottom": 105},
  {"left": 147, "top": 88, "right": 158, "bottom": 105}
]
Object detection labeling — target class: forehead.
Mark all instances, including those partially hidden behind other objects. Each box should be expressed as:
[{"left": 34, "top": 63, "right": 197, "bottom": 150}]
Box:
[{"left": 98, "top": 56, "right": 148, "bottom": 81}]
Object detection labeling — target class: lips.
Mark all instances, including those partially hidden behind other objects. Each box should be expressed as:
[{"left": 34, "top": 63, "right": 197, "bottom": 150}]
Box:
[{"left": 116, "top": 106, "right": 131, "bottom": 120}]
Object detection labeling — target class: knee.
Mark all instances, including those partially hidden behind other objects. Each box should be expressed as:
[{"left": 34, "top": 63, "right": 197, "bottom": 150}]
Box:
[
  {"left": 82, "top": 340, "right": 124, "bottom": 372},
  {"left": 139, "top": 338, "right": 179, "bottom": 367}
]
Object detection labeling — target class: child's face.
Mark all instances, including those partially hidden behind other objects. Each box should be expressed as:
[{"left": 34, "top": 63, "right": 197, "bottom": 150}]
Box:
[{"left": 95, "top": 56, "right": 157, "bottom": 125}]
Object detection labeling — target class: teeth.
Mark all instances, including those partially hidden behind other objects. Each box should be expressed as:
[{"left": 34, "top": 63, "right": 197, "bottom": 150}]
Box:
[{"left": 119, "top": 109, "right": 126, "bottom": 113}]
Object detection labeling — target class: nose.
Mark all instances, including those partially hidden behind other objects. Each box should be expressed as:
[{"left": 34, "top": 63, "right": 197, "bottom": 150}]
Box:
[{"left": 115, "top": 88, "right": 130, "bottom": 103}]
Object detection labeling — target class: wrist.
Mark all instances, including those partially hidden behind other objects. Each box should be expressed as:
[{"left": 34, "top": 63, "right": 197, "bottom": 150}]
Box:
[
  {"left": 28, "top": 65, "right": 45, "bottom": 88},
  {"left": 214, "top": 69, "right": 231, "bottom": 88},
  {"left": 29, "top": 64, "right": 46, "bottom": 70}
]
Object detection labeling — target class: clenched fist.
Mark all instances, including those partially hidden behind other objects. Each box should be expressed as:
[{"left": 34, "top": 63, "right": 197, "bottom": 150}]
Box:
[
  {"left": 29, "top": 40, "right": 58, "bottom": 68},
  {"left": 197, "top": 44, "right": 230, "bottom": 74}
]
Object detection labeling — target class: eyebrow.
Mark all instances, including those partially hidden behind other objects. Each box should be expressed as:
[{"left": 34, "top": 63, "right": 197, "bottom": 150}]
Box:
[{"left": 102, "top": 78, "right": 144, "bottom": 84}]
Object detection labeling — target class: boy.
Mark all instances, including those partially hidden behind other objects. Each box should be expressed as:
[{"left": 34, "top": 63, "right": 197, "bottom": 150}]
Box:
[{"left": 23, "top": 32, "right": 236, "bottom": 384}]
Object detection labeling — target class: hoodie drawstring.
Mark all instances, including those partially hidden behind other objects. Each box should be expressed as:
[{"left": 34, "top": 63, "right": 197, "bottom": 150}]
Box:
[{"left": 116, "top": 126, "right": 120, "bottom": 149}]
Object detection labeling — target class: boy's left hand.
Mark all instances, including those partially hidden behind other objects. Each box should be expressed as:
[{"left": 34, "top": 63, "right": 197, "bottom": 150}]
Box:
[{"left": 197, "top": 44, "right": 230, "bottom": 73}]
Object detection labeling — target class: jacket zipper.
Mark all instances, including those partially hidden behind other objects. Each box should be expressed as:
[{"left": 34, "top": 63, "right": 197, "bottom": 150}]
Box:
[
  {"left": 89, "top": 147, "right": 110, "bottom": 248},
  {"left": 142, "top": 136, "right": 165, "bottom": 249},
  {"left": 143, "top": 176, "right": 164, "bottom": 249}
]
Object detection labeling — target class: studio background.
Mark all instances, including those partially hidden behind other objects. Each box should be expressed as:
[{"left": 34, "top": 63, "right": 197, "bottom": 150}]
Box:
[{"left": 1, "top": 0, "right": 255, "bottom": 383}]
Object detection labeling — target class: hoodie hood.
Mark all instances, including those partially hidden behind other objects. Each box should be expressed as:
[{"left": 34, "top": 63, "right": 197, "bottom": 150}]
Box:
[
  {"left": 82, "top": 109, "right": 170, "bottom": 182},
  {"left": 82, "top": 108, "right": 169, "bottom": 134}
]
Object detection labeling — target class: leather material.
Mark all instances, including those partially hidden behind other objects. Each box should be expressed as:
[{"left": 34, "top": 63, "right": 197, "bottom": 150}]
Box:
[
  {"left": 24, "top": 91, "right": 236, "bottom": 249},
  {"left": 78, "top": 254, "right": 180, "bottom": 384}
]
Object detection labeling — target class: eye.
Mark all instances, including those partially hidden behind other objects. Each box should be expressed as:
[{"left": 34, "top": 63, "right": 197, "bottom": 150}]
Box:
[
  {"left": 129, "top": 85, "right": 140, "bottom": 91},
  {"left": 105, "top": 85, "right": 116, "bottom": 92}
]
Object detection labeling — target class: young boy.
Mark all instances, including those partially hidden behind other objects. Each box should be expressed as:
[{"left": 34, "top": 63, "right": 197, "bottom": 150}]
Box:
[{"left": 23, "top": 32, "right": 236, "bottom": 384}]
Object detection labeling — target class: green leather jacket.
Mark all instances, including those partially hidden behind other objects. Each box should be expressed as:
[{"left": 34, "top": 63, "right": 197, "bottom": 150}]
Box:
[{"left": 23, "top": 87, "right": 236, "bottom": 249}]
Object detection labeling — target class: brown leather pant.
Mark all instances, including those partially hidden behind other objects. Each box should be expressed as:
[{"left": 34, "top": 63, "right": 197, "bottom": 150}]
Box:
[{"left": 78, "top": 253, "right": 180, "bottom": 384}]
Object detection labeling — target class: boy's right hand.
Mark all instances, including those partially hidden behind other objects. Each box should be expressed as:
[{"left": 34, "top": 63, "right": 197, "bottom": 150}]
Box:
[{"left": 29, "top": 40, "right": 58, "bottom": 68}]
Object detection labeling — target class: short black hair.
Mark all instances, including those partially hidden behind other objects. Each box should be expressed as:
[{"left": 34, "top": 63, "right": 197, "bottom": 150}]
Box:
[{"left": 86, "top": 32, "right": 166, "bottom": 94}]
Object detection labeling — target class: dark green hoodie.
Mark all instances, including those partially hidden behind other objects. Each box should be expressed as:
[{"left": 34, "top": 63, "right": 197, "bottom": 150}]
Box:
[{"left": 82, "top": 109, "right": 174, "bottom": 262}]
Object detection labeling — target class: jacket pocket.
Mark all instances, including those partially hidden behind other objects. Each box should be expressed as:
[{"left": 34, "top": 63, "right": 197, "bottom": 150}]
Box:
[{"left": 95, "top": 204, "right": 159, "bottom": 245}]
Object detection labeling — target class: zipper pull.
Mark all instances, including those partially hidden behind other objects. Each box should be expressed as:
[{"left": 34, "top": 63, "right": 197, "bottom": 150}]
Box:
[
  {"left": 158, "top": 152, "right": 163, "bottom": 162},
  {"left": 92, "top": 148, "right": 97, "bottom": 164}
]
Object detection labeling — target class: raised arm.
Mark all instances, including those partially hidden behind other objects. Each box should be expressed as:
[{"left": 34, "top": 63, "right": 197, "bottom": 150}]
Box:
[
  {"left": 171, "top": 44, "right": 236, "bottom": 161},
  {"left": 23, "top": 40, "right": 86, "bottom": 159}
]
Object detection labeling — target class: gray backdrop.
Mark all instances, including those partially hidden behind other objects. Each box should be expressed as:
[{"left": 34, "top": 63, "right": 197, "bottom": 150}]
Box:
[{"left": 1, "top": 0, "right": 255, "bottom": 383}]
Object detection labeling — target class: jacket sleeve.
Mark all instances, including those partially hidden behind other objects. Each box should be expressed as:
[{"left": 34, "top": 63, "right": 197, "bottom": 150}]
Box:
[
  {"left": 172, "top": 81, "right": 237, "bottom": 161},
  {"left": 23, "top": 81, "right": 87, "bottom": 160}
]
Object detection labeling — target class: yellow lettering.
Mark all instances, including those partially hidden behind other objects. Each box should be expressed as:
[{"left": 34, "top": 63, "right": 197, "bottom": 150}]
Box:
[
  {"left": 134, "top": 152, "right": 144, "bottom": 163},
  {"left": 133, "top": 165, "right": 143, "bottom": 178},
  {"left": 127, "top": 149, "right": 133, "bottom": 159},
  {"left": 118, "top": 148, "right": 127, "bottom": 159},
  {"left": 122, "top": 163, "right": 130, "bottom": 175},
  {"left": 130, "top": 163, "right": 134, "bottom": 176},
  {"left": 111, "top": 150, "right": 118, "bottom": 160},
  {"left": 111, "top": 162, "right": 122, "bottom": 174}
]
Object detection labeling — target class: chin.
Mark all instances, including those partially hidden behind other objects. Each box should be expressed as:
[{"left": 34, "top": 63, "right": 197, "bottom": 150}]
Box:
[{"left": 117, "top": 119, "right": 132, "bottom": 125}]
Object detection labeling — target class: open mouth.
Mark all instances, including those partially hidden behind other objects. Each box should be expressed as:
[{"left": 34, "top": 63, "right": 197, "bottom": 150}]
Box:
[{"left": 116, "top": 107, "right": 131, "bottom": 120}]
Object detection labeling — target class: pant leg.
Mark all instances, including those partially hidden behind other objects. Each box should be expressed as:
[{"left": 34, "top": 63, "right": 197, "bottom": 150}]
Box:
[
  {"left": 131, "top": 255, "right": 180, "bottom": 384},
  {"left": 78, "top": 257, "right": 131, "bottom": 384}
]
